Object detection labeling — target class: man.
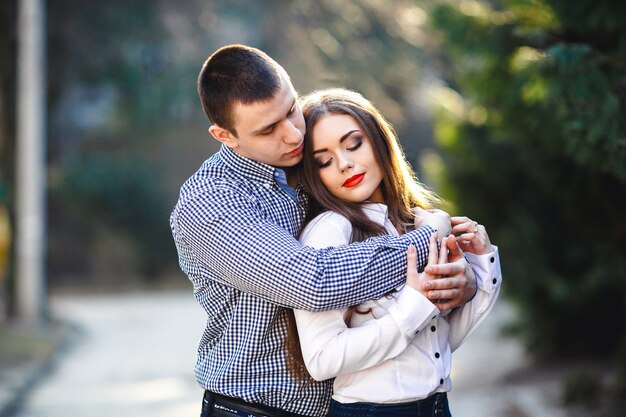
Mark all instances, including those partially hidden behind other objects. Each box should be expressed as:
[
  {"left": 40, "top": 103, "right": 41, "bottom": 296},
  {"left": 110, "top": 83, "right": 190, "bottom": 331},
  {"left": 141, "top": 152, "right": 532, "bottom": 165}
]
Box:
[{"left": 170, "top": 44, "right": 476, "bottom": 417}]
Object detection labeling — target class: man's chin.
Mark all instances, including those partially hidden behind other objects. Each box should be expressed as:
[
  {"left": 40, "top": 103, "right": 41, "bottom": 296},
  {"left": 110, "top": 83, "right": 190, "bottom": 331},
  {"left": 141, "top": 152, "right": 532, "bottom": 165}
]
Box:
[{"left": 282, "top": 153, "right": 303, "bottom": 167}]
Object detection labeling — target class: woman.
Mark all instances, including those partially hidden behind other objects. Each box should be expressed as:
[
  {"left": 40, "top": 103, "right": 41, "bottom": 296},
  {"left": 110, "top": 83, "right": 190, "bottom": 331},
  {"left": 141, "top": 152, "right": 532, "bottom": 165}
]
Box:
[{"left": 287, "top": 88, "right": 501, "bottom": 417}]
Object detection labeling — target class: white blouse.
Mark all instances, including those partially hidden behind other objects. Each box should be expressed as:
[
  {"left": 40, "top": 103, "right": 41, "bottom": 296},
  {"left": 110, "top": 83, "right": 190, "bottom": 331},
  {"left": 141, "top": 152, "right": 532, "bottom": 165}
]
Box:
[{"left": 294, "top": 203, "right": 502, "bottom": 404}]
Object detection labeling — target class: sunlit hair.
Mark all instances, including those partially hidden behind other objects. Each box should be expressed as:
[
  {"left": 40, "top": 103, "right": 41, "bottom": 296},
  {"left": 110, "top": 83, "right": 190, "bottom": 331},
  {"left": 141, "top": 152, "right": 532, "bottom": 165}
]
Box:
[
  {"left": 299, "top": 88, "right": 440, "bottom": 241},
  {"left": 197, "top": 44, "right": 286, "bottom": 136},
  {"left": 285, "top": 88, "right": 441, "bottom": 382}
]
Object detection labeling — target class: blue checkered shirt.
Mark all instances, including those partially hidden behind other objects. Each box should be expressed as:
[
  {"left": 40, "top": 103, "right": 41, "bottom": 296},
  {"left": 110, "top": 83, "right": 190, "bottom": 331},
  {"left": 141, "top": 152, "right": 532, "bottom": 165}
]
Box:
[{"left": 170, "top": 145, "right": 434, "bottom": 416}]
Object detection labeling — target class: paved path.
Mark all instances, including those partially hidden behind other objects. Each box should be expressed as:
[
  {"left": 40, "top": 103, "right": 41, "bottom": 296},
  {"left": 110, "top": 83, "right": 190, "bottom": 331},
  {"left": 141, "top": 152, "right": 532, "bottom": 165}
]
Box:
[
  {"left": 12, "top": 291, "right": 206, "bottom": 417},
  {"left": 10, "top": 291, "right": 563, "bottom": 417}
]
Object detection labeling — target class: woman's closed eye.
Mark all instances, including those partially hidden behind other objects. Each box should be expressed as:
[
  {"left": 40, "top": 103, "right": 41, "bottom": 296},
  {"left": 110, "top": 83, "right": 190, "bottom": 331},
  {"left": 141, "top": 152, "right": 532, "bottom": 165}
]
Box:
[
  {"left": 346, "top": 137, "right": 363, "bottom": 151},
  {"left": 316, "top": 158, "right": 332, "bottom": 168}
]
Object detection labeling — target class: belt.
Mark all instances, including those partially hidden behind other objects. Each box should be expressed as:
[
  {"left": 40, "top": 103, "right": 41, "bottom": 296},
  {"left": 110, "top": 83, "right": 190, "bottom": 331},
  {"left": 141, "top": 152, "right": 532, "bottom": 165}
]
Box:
[
  {"left": 328, "top": 392, "right": 449, "bottom": 416},
  {"left": 202, "top": 390, "right": 309, "bottom": 417}
]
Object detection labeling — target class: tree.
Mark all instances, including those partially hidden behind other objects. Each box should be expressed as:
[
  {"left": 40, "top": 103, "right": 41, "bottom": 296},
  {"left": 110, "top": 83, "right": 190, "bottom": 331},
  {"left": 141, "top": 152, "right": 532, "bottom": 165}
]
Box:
[{"left": 424, "top": 0, "right": 626, "bottom": 406}]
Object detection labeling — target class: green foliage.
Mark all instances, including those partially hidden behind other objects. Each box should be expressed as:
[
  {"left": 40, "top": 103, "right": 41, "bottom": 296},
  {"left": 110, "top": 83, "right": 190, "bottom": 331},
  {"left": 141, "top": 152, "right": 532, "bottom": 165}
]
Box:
[
  {"left": 562, "top": 371, "right": 602, "bottom": 409},
  {"left": 55, "top": 152, "right": 174, "bottom": 276},
  {"left": 45, "top": 0, "right": 200, "bottom": 282},
  {"left": 426, "top": 0, "right": 626, "bottom": 372},
  {"left": 47, "top": 0, "right": 177, "bottom": 129}
]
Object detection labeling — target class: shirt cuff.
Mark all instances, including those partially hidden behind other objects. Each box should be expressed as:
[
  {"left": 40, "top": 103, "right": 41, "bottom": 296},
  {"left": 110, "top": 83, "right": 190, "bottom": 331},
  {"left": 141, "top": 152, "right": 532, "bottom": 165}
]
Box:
[
  {"left": 387, "top": 285, "right": 439, "bottom": 337},
  {"left": 465, "top": 245, "right": 501, "bottom": 292}
]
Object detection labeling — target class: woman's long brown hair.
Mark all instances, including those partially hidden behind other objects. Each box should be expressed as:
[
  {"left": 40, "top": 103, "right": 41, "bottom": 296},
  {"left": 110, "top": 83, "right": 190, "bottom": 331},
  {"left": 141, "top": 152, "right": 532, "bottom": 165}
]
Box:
[{"left": 284, "top": 88, "right": 440, "bottom": 382}]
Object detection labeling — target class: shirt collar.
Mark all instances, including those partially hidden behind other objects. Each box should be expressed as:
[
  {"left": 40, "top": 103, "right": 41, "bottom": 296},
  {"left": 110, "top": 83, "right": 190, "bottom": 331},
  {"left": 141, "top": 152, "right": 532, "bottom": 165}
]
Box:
[{"left": 219, "top": 144, "right": 278, "bottom": 183}]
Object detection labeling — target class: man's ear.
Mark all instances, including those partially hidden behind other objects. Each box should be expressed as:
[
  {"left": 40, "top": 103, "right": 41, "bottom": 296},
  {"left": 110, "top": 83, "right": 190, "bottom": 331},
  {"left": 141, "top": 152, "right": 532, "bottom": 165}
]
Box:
[{"left": 208, "top": 124, "right": 238, "bottom": 149}]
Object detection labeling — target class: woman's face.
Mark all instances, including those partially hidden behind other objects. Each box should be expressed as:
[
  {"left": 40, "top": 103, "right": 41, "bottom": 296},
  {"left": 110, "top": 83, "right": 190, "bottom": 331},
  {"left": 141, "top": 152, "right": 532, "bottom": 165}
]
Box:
[{"left": 309, "top": 113, "right": 384, "bottom": 204}]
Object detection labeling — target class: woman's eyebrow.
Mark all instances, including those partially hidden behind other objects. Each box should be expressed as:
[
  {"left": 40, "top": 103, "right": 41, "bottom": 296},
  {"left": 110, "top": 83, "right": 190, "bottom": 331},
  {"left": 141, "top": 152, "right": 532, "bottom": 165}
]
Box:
[{"left": 312, "top": 130, "right": 359, "bottom": 154}]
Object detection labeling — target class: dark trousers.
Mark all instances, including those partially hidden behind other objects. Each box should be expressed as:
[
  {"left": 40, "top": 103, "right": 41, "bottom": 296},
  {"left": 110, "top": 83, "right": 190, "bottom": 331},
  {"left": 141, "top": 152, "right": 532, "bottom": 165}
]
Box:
[{"left": 327, "top": 393, "right": 451, "bottom": 417}]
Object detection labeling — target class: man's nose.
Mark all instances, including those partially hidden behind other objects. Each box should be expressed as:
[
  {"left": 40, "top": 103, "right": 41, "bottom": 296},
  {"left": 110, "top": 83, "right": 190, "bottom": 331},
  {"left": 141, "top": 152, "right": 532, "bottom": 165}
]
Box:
[{"left": 281, "top": 120, "right": 303, "bottom": 144}]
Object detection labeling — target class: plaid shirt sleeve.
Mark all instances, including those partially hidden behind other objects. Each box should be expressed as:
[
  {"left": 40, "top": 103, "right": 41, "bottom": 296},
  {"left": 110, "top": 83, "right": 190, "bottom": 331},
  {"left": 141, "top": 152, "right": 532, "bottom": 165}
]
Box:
[{"left": 171, "top": 181, "right": 435, "bottom": 312}]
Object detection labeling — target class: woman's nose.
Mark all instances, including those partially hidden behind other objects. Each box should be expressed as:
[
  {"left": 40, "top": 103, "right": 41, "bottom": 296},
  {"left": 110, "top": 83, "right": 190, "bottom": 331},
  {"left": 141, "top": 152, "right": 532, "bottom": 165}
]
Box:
[{"left": 338, "top": 154, "right": 354, "bottom": 172}]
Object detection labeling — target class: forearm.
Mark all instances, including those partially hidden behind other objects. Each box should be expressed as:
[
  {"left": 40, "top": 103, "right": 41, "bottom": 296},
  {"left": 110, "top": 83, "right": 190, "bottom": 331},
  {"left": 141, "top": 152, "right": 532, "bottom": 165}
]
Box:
[{"left": 173, "top": 200, "right": 434, "bottom": 311}]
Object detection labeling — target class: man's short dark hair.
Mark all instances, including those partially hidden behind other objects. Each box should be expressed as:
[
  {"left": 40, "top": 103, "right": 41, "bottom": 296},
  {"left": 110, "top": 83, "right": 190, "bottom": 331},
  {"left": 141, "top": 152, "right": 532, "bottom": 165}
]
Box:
[{"left": 198, "top": 44, "right": 284, "bottom": 136}]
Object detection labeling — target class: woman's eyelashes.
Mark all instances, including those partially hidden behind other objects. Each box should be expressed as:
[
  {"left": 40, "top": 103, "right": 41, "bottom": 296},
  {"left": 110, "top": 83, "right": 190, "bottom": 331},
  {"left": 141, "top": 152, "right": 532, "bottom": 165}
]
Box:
[
  {"left": 316, "top": 158, "right": 332, "bottom": 169},
  {"left": 315, "top": 137, "right": 364, "bottom": 169},
  {"left": 346, "top": 136, "right": 363, "bottom": 151}
]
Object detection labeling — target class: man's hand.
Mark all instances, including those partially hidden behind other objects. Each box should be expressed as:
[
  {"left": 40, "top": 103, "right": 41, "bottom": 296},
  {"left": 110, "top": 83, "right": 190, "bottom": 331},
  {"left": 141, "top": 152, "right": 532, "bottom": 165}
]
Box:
[
  {"left": 422, "top": 235, "right": 477, "bottom": 311},
  {"left": 413, "top": 208, "right": 451, "bottom": 240}
]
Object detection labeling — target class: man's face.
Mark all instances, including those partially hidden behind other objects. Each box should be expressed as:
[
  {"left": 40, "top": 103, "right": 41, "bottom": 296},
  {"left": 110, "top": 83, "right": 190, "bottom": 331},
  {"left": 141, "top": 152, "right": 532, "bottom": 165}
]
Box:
[{"left": 222, "top": 73, "right": 305, "bottom": 168}]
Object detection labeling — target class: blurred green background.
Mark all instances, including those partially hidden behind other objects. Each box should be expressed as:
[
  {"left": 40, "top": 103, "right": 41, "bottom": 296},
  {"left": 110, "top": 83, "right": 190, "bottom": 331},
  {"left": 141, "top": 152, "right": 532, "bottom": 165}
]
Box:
[{"left": 1, "top": 0, "right": 625, "bottom": 412}]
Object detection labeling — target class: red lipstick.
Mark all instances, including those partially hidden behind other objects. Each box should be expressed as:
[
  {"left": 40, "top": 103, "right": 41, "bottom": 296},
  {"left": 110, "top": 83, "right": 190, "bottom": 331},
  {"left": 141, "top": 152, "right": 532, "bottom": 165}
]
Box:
[{"left": 343, "top": 173, "right": 365, "bottom": 188}]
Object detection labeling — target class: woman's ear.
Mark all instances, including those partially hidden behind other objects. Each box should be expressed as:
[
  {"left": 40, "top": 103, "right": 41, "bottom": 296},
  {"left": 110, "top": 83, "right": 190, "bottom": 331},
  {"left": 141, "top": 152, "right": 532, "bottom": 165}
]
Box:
[{"left": 208, "top": 125, "right": 238, "bottom": 149}]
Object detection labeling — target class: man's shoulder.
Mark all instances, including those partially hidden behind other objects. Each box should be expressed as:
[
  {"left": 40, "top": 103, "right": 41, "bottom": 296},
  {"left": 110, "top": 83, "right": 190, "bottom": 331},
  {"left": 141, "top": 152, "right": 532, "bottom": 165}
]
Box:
[
  {"left": 181, "top": 154, "right": 250, "bottom": 195},
  {"left": 173, "top": 157, "right": 256, "bottom": 212}
]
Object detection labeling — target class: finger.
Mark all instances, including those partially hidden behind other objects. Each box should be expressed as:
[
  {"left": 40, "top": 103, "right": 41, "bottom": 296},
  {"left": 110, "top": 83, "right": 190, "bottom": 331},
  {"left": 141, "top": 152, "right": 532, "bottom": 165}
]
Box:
[
  {"left": 451, "top": 224, "right": 474, "bottom": 235},
  {"left": 428, "top": 288, "right": 462, "bottom": 301},
  {"left": 405, "top": 244, "right": 419, "bottom": 285},
  {"left": 427, "top": 277, "right": 467, "bottom": 299},
  {"left": 434, "top": 297, "right": 462, "bottom": 311},
  {"left": 406, "top": 244, "right": 417, "bottom": 271},
  {"left": 447, "top": 237, "right": 463, "bottom": 262},
  {"left": 454, "top": 231, "right": 476, "bottom": 239},
  {"left": 427, "top": 275, "right": 465, "bottom": 290},
  {"left": 427, "top": 233, "right": 439, "bottom": 265},
  {"left": 451, "top": 220, "right": 477, "bottom": 235},
  {"left": 450, "top": 216, "right": 471, "bottom": 226},
  {"left": 423, "top": 262, "right": 463, "bottom": 278},
  {"left": 438, "top": 236, "right": 448, "bottom": 265}
]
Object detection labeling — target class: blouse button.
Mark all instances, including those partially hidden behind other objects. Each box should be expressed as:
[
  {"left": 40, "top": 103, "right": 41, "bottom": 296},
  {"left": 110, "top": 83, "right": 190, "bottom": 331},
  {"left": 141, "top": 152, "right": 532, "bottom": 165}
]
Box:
[
  {"left": 490, "top": 256, "right": 495, "bottom": 263},
  {"left": 439, "top": 378, "right": 444, "bottom": 385},
  {"left": 492, "top": 278, "right": 497, "bottom": 284},
  {"left": 431, "top": 326, "right": 436, "bottom": 332},
  {"left": 435, "top": 352, "right": 440, "bottom": 358}
]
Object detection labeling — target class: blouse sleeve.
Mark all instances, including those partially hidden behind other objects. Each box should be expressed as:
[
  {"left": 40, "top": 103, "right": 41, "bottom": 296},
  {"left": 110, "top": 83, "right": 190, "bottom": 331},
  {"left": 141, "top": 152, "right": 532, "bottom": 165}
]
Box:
[{"left": 446, "top": 246, "right": 502, "bottom": 351}]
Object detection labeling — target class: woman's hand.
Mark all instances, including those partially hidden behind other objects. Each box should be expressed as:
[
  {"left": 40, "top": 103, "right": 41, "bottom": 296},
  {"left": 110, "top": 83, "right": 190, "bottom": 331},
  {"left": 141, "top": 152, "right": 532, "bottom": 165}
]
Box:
[
  {"left": 451, "top": 216, "right": 493, "bottom": 255},
  {"left": 405, "top": 233, "right": 439, "bottom": 298},
  {"left": 413, "top": 208, "right": 451, "bottom": 241}
]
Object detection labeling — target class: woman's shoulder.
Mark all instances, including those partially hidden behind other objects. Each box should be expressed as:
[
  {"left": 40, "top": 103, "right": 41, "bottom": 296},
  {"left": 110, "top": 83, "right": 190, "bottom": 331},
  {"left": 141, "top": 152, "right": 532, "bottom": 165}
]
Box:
[{"left": 299, "top": 211, "right": 353, "bottom": 248}]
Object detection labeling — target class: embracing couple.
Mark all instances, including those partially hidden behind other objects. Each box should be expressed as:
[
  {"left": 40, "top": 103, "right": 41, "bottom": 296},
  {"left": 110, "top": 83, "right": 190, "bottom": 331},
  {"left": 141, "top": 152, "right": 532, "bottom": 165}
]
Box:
[{"left": 170, "top": 44, "right": 502, "bottom": 417}]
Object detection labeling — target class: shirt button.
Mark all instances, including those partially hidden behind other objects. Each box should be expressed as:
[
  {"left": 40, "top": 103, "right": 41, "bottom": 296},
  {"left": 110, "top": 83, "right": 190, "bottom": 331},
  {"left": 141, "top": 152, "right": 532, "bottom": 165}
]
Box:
[
  {"left": 435, "top": 352, "right": 440, "bottom": 358},
  {"left": 440, "top": 378, "right": 444, "bottom": 385},
  {"left": 490, "top": 256, "right": 495, "bottom": 263},
  {"left": 492, "top": 278, "right": 497, "bottom": 284},
  {"left": 431, "top": 326, "right": 436, "bottom": 332}
]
